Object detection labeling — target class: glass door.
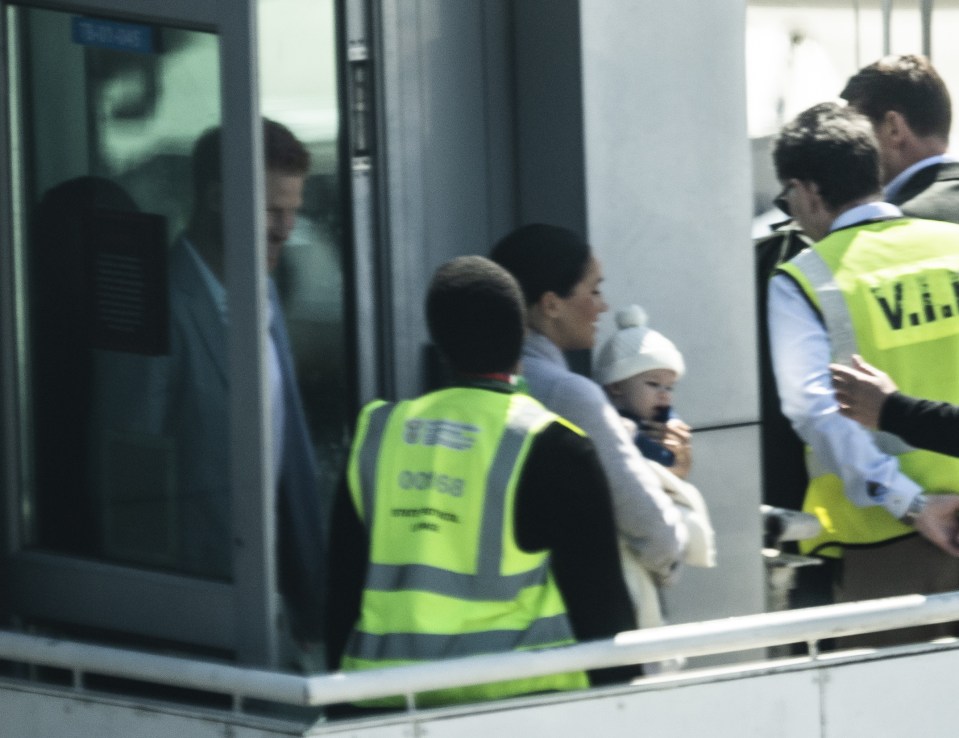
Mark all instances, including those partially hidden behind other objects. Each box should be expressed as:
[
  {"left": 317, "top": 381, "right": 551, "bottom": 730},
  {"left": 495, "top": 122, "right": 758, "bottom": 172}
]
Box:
[
  {"left": 1, "top": 0, "right": 283, "bottom": 665},
  {"left": 258, "top": 0, "right": 350, "bottom": 550}
]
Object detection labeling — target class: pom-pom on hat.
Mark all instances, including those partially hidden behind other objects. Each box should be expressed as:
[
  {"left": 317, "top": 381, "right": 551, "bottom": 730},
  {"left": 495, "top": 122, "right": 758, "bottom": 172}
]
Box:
[{"left": 594, "top": 305, "right": 685, "bottom": 386}]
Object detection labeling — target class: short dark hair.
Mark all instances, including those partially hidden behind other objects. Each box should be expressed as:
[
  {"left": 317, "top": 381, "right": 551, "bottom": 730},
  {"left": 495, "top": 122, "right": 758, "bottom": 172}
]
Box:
[
  {"left": 426, "top": 256, "right": 526, "bottom": 374},
  {"left": 488, "top": 224, "right": 591, "bottom": 306},
  {"left": 263, "top": 118, "right": 311, "bottom": 176},
  {"left": 773, "top": 102, "right": 881, "bottom": 210},
  {"left": 841, "top": 54, "right": 951, "bottom": 139},
  {"left": 191, "top": 118, "right": 310, "bottom": 200}
]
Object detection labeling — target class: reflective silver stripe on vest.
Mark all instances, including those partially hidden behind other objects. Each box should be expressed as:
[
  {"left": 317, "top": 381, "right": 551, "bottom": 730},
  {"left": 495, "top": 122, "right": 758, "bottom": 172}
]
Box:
[
  {"left": 356, "top": 403, "right": 395, "bottom": 527},
  {"left": 792, "top": 249, "right": 859, "bottom": 365},
  {"left": 365, "top": 561, "right": 548, "bottom": 601},
  {"left": 346, "top": 613, "right": 574, "bottom": 662},
  {"left": 793, "top": 249, "right": 916, "bottom": 458},
  {"left": 475, "top": 397, "right": 552, "bottom": 581}
]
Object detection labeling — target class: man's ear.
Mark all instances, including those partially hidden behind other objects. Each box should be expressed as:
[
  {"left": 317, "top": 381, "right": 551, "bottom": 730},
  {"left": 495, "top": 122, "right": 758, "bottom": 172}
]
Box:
[
  {"left": 880, "top": 110, "right": 911, "bottom": 146},
  {"left": 796, "top": 179, "right": 826, "bottom": 210}
]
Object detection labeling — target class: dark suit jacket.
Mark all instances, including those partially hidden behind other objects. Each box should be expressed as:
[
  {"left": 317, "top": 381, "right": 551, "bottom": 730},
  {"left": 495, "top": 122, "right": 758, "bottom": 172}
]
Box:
[
  {"left": 94, "top": 238, "right": 326, "bottom": 638},
  {"left": 755, "top": 222, "right": 811, "bottom": 511},
  {"left": 888, "top": 161, "right": 959, "bottom": 224}
]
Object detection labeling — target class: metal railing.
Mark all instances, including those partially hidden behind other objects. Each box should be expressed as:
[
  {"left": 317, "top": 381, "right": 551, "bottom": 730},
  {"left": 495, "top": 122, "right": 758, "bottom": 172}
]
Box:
[{"left": 3, "top": 591, "right": 959, "bottom": 710}]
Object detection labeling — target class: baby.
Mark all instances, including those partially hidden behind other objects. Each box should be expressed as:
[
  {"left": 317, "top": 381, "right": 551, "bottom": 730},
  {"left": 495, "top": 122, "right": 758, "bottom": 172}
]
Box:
[
  {"left": 594, "top": 305, "right": 715, "bottom": 659},
  {"left": 594, "top": 304, "right": 692, "bottom": 478}
]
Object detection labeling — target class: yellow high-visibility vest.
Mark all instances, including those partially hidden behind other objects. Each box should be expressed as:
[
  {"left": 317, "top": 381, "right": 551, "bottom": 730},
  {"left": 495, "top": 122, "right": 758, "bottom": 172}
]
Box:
[
  {"left": 342, "top": 387, "right": 589, "bottom": 706},
  {"left": 777, "top": 218, "right": 959, "bottom": 557}
]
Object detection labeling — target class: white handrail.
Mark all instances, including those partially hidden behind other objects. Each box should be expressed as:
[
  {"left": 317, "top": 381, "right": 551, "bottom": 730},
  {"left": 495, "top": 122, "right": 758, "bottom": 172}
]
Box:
[
  {"left": 4, "top": 591, "right": 959, "bottom": 708},
  {"left": 0, "top": 629, "right": 310, "bottom": 705},
  {"left": 303, "top": 591, "right": 959, "bottom": 705}
]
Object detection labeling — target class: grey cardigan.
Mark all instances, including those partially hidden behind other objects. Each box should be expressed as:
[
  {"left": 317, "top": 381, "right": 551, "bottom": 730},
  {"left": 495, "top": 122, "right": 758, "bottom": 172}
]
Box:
[{"left": 521, "top": 331, "right": 688, "bottom": 582}]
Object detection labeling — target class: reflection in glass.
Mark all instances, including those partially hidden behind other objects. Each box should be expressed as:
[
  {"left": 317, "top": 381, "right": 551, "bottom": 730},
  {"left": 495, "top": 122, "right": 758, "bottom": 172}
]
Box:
[
  {"left": 259, "top": 0, "right": 350, "bottom": 527},
  {"left": 12, "top": 5, "right": 222, "bottom": 575},
  {"left": 11, "top": 0, "right": 349, "bottom": 595}
]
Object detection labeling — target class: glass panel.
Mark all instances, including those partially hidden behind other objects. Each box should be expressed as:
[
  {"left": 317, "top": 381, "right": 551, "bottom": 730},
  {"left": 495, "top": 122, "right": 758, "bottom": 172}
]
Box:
[
  {"left": 258, "top": 0, "right": 349, "bottom": 525},
  {"left": 9, "top": 5, "right": 227, "bottom": 577}
]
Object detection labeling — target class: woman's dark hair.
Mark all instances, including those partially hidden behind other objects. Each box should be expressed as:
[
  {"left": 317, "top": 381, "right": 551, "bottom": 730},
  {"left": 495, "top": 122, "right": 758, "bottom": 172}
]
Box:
[
  {"left": 489, "top": 223, "right": 591, "bottom": 306},
  {"left": 426, "top": 256, "right": 526, "bottom": 374}
]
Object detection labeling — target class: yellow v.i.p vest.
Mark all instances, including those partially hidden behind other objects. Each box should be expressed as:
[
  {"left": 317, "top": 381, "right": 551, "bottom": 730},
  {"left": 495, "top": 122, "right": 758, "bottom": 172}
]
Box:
[
  {"left": 778, "top": 218, "right": 959, "bottom": 557},
  {"left": 342, "top": 387, "right": 589, "bottom": 706}
]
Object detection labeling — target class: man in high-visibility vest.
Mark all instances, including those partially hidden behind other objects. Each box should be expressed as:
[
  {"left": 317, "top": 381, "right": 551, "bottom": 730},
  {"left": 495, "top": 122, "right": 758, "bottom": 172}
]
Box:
[
  {"left": 769, "top": 101, "right": 959, "bottom": 648},
  {"left": 326, "top": 255, "right": 637, "bottom": 709}
]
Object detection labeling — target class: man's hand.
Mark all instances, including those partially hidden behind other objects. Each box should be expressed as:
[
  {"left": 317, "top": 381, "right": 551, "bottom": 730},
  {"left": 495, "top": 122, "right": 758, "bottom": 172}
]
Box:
[
  {"left": 914, "top": 494, "right": 959, "bottom": 557},
  {"left": 830, "top": 354, "right": 898, "bottom": 429}
]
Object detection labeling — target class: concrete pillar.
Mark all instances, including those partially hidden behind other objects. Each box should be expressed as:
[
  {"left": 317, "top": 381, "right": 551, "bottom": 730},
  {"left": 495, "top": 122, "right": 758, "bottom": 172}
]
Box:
[{"left": 515, "top": 0, "right": 764, "bottom": 639}]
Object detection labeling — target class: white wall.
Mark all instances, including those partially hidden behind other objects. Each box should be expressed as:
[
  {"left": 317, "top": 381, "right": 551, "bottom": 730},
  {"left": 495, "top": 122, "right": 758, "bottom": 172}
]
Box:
[
  {"left": 576, "top": 1, "right": 763, "bottom": 628},
  {"left": 311, "top": 646, "right": 959, "bottom": 737},
  {"left": 8, "top": 645, "right": 959, "bottom": 737}
]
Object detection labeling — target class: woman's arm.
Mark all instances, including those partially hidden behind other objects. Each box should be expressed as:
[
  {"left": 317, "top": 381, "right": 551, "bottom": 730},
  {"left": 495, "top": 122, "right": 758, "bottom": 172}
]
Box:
[{"left": 543, "top": 373, "right": 687, "bottom": 582}]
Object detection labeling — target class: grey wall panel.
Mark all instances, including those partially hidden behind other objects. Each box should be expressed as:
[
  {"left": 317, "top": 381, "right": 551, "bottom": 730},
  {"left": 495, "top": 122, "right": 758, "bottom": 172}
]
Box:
[
  {"left": 0, "top": 688, "right": 290, "bottom": 738},
  {"left": 417, "top": 669, "right": 822, "bottom": 738},
  {"left": 377, "top": 0, "right": 428, "bottom": 397},
  {"left": 378, "top": 0, "right": 516, "bottom": 399},
  {"left": 480, "top": 2, "right": 519, "bottom": 243},
  {"left": 512, "top": 0, "right": 586, "bottom": 232}
]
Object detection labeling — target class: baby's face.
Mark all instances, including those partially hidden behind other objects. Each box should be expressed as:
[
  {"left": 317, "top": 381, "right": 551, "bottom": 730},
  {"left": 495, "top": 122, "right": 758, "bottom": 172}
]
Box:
[{"left": 619, "top": 368, "right": 678, "bottom": 421}]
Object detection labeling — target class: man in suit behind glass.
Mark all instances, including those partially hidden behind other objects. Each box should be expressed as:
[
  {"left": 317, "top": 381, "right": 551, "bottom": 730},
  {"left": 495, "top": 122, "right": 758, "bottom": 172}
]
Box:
[
  {"left": 95, "top": 119, "right": 325, "bottom": 651},
  {"left": 841, "top": 54, "right": 959, "bottom": 222}
]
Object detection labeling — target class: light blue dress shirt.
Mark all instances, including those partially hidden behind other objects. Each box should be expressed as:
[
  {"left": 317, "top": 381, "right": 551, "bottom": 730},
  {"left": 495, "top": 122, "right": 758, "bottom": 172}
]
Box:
[{"left": 767, "top": 202, "right": 921, "bottom": 519}]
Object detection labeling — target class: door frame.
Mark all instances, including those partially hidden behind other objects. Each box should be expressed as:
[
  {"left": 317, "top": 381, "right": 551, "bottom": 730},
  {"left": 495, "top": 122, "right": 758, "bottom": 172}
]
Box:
[{"left": 0, "top": 0, "right": 280, "bottom": 666}]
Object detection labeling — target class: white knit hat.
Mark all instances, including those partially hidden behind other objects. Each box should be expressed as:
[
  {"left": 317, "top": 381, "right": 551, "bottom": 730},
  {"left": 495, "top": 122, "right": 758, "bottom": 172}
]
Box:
[{"left": 594, "top": 305, "right": 685, "bottom": 386}]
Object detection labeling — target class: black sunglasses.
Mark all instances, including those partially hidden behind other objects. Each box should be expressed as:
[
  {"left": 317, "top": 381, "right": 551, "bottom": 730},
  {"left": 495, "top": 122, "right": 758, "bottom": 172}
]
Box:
[{"left": 774, "top": 182, "right": 794, "bottom": 217}]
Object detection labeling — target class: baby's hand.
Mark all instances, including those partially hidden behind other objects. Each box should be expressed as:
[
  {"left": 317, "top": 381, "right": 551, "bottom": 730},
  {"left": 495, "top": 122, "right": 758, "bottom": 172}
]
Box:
[
  {"left": 664, "top": 418, "right": 691, "bottom": 444},
  {"left": 662, "top": 419, "right": 692, "bottom": 479}
]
